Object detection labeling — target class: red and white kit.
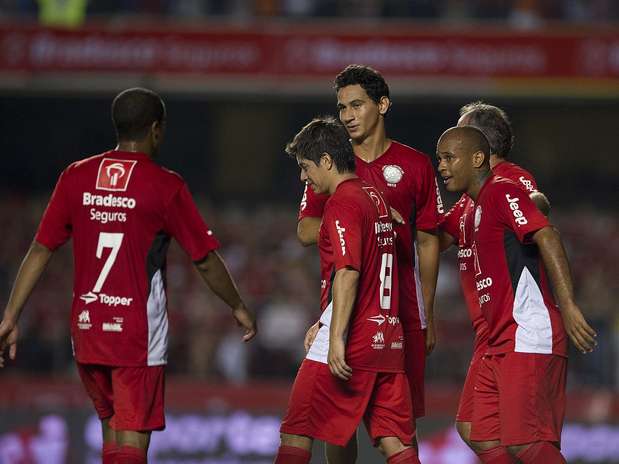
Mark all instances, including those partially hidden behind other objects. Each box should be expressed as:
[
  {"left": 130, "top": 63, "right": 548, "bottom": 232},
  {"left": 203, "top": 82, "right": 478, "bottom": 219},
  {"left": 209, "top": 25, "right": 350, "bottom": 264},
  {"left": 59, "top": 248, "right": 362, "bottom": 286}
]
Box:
[
  {"left": 298, "top": 141, "right": 442, "bottom": 417},
  {"left": 440, "top": 162, "right": 538, "bottom": 422},
  {"left": 36, "top": 150, "right": 219, "bottom": 430},
  {"left": 468, "top": 175, "right": 567, "bottom": 445},
  {"left": 282, "top": 178, "right": 413, "bottom": 446}
]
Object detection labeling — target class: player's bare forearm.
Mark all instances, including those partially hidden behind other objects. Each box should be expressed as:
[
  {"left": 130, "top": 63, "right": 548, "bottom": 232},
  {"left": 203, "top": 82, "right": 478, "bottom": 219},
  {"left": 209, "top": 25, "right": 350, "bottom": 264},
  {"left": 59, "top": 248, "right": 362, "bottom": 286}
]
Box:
[
  {"left": 297, "top": 217, "right": 321, "bottom": 247},
  {"left": 417, "top": 229, "right": 439, "bottom": 354},
  {"left": 438, "top": 230, "right": 455, "bottom": 252},
  {"left": 533, "top": 227, "right": 575, "bottom": 307},
  {"left": 533, "top": 226, "right": 597, "bottom": 352},
  {"left": 329, "top": 268, "right": 359, "bottom": 339},
  {"left": 2, "top": 240, "right": 53, "bottom": 324},
  {"left": 195, "top": 251, "right": 244, "bottom": 308},
  {"left": 194, "top": 250, "right": 257, "bottom": 340},
  {"left": 416, "top": 230, "right": 439, "bottom": 321},
  {"left": 328, "top": 267, "right": 358, "bottom": 380}
]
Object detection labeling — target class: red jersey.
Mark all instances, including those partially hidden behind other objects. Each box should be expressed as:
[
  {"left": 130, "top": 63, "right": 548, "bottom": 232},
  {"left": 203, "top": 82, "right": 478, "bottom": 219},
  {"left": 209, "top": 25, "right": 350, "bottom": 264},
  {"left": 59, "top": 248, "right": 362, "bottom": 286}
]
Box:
[
  {"left": 439, "top": 161, "right": 538, "bottom": 341},
  {"left": 472, "top": 175, "right": 566, "bottom": 357},
  {"left": 312, "top": 178, "right": 403, "bottom": 373},
  {"left": 35, "top": 150, "right": 220, "bottom": 367},
  {"left": 492, "top": 161, "right": 538, "bottom": 193},
  {"left": 299, "top": 141, "right": 442, "bottom": 331}
]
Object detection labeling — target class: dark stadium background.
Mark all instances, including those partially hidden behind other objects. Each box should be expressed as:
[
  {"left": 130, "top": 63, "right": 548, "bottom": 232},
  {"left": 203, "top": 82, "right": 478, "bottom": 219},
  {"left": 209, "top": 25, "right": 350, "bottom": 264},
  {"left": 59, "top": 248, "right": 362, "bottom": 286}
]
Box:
[{"left": 0, "top": 1, "right": 618, "bottom": 463}]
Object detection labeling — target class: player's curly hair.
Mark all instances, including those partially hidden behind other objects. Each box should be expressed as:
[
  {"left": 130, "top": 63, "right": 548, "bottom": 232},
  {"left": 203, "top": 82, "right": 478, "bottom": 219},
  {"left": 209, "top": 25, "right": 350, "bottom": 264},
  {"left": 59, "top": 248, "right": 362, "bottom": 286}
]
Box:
[
  {"left": 334, "top": 64, "right": 390, "bottom": 105},
  {"left": 460, "top": 101, "right": 514, "bottom": 158},
  {"left": 285, "top": 116, "right": 355, "bottom": 173},
  {"left": 112, "top": 88, "right": 166, "bottom": 141}
]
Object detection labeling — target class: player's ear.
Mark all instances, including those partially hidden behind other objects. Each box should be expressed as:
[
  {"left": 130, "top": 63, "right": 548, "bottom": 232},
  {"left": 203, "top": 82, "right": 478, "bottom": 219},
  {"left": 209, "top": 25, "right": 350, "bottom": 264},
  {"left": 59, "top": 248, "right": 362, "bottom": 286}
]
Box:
[
  {"left": 320, "top": 152, "right": 333, "bottom": 170},
  {"left": 472, "top": 150, "right": 486, "bottom": 168},
  {"left": 151, "top": 120, "right": 163, "bottom": 144},
  {"left": 378, "top": 96, "right": 391, "bottom": 116}
]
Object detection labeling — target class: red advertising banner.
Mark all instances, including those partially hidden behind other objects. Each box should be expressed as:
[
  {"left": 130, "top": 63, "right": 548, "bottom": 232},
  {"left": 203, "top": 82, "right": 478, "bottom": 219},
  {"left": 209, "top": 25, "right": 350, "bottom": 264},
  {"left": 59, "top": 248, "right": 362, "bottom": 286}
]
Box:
[{"left": 1, "top": 23, "right": 618, "bottom": 94}]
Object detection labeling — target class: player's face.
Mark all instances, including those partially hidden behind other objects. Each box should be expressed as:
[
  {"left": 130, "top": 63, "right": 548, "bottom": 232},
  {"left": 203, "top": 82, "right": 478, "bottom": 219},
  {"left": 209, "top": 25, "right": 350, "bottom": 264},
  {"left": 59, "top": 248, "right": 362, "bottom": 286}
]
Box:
[
  {"left": 436, "top": 136, "right": 473, "bottom": 193},
  {"left": 297, "top": 155, "right": 329, "bottom": 194},
  {"left": 337, "top": 85, "right": 388, "bottom": 143}
]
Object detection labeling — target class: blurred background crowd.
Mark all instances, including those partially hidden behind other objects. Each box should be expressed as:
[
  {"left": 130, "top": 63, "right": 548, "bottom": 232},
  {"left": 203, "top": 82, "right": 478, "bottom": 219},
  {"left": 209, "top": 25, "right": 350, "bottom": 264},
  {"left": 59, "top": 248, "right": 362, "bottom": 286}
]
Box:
[{"left": 1, "top": 0, "right": 619, "bottom": 25}]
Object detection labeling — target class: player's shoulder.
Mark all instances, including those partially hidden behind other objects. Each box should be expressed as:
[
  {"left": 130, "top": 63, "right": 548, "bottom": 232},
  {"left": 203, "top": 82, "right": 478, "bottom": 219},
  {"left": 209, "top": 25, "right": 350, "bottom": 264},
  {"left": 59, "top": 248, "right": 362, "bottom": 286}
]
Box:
[
  {"left": 389, "top": 140, "right": 431, "bottom": 166},
  {"left": 485, "top": 175, "right": 526, "bottom": 199},
  {"left": 493, "top": 161, "right": 536, "bottom": 183}
]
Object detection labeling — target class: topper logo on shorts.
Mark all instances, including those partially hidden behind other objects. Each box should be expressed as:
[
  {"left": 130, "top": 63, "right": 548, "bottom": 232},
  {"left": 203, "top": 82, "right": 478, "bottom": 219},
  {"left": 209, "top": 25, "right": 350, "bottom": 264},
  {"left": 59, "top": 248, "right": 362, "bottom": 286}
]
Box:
[
  {"left": 96, "top": 158, "right": 137, "bottom": 192},
  {"left": 505, "top": 193, "right": 528, "bottom": 225},
  {"left": 335, "top": 220, "right": 346, "bottom": 255}
]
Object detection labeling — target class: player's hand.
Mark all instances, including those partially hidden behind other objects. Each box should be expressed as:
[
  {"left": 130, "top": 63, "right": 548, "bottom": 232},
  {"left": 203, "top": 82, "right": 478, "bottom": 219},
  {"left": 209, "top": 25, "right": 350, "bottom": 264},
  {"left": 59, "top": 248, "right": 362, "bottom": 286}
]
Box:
[
  {"left": 304, "top": 321, "right": 320, "bottom": 353},
  {"left": 0, "top": 318, "right": 18, "bottom": 367},
  {"left": 328, "top": 337, "right": 352, "bottom": 381},
  {"left": 424, "top": 319, "right": 436, "bottom": 356},
  {"left": 232, "top": 305, "right": 257, "bottom": 342},
  {"left": 561, "top": 302, "right": 597, "bottom": 353},
  {"left": 390, "top": 207, "right": 405, "bottom": 225}
]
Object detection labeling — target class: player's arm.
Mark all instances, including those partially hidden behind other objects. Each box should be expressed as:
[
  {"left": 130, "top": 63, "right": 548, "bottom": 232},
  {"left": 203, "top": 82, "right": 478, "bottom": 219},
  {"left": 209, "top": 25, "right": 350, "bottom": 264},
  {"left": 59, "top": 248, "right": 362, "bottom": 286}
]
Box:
[
  {"left": 194, "top": 251, "right": 257, "bottom": 342},
  {"left": 532, "top": 226, "right": 596, "bottom": 353},
  {"left": 416, "top": 228, "right": 439, "bottom": 355},
  {"left": 439, "top": 230, "right": 456, "bottom": 252},
  {"left": 297, "top": 217, "right": 321, "bottom": 247},
  {"left": 0, "top": 241, "right": 54, "bottom": 366},
  {"left": 328, "top": 267, "right": 358, "bottom": 381},
  {"left": 530, "top": 191, "right": 550, "bottom": 217}
]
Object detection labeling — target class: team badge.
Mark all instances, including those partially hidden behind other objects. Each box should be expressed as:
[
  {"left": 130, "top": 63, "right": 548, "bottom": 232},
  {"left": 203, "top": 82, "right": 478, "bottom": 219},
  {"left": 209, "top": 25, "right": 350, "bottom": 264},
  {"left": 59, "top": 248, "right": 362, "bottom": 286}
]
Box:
[
  {"left": 474, "top": 205, "right": 482, "bottom": 230},
  {"left": 382, "top": 165, "right": 404, "bottom": 186},
  {"left": 96, "top": 158, "right": 137, "bottom": 192}
]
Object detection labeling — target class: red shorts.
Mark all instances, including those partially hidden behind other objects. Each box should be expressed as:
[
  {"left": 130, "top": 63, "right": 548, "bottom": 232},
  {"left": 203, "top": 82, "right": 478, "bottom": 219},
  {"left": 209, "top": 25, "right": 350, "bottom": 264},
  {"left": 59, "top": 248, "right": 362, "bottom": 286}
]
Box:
[
  {"left": 403, "top": 327, "right": 426, "bottom": 419},
  {"left": 470, "top": 352, "right": 566, "bottom": 446},
  {"left": 280, "top": 359, "right": 414, "bottom": 447},
  {"left": 456, "top": 335, "right": 488, "bottom": 423},
  {"left": 77, "top": 363, "right": 166, "bottom": 432}
]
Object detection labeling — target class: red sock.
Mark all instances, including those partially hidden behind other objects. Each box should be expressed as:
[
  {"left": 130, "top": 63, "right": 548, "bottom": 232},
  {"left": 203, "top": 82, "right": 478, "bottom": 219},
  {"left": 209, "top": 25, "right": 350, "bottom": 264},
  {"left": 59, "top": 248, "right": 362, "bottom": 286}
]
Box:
[
  {"left": 477, "top": 446, "right": 516, "bottom": 464},
  {"left": 274, "top": 445, "right": 311, "bottom": 464},
  {"left": 516, "top": 442, "right": 566, "bottom": 464},
  {"left": 387, "top": 447, "right": 421, "bottom": 464},
  {"left": 115, "top": 445, "right": 147, "bottom": 464},
  {"left": 102, "top": 442, "right": 118, "bottom": 464}
]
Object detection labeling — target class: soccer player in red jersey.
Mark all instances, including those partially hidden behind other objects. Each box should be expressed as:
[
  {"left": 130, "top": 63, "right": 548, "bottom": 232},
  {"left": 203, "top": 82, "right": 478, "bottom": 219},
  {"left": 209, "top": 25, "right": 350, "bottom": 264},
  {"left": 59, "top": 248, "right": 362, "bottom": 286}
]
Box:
[
  {"left": 438, "top": 102, "right": 544, "bottom": 454},
  {"left": 0, "top": 88, "right": 257, "bottom": 463},
  {"left": 436, "top": 125, "right": 596, "bottom": 464},
  {"left": 276, "top": 117, "right": 419, "bottom": 464},
  {"left": 299, "top": 65, "right": 441, "bottom": 462}
]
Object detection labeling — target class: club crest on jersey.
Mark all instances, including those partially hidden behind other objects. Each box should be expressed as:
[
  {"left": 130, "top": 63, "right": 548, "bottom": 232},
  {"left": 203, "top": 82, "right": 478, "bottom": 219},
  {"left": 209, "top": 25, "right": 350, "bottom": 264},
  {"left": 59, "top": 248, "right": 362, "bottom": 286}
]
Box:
[
  {"left": 474, "top": 206, "right": 482, "bottom": 230},
  {"left": 382, "top": 165, "right": 404, "bottom": 187},
  {"left": 96, "top": 158, "right": 137, "bottom": 192}
]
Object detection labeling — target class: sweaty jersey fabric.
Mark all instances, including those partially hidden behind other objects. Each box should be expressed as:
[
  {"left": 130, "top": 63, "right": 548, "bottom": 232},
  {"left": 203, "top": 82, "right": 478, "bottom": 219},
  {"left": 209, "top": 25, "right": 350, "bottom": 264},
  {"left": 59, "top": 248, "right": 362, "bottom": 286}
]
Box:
[
  {"left": 472, "top": 175, "right": 566, "bottom": 357},
  {"left": 36, "top": 150, "right": 220, "bottom": 367},
  {"left": 307, "top": 178, "right": 404, "bottom": 373},
  {"left": 298, "top": 141, "right": 442, "bottom": 331},
  {"left": 439, "top": 161, "right": 538, "bottom": 341}
]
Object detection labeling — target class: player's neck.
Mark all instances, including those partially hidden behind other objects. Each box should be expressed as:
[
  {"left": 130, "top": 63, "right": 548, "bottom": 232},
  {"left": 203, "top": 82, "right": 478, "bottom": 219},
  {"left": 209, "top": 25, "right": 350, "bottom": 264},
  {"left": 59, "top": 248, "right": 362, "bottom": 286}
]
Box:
[
  {"left": 467, "top": 169, "right": 492, "bottom": 201},
  {"left": 352, "top": 131, "right": 391, "bottom": 163},
  {"left": 115, "top": 141, "right": 153, "bottom": 158},
  {"left": 489, "top": 155, "right": 505, "bottom": 169},
  {"left": 329, "top": 172, "right": 358, "bottom": 194}
]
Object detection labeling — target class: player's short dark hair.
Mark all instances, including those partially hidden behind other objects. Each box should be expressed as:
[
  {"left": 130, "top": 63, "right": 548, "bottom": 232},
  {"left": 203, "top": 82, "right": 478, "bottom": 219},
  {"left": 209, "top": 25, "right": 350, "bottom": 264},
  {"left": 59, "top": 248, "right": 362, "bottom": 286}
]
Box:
[
  {"left": 112, "top": 88, "right": 166, "bottom": 141},
  {"left": 460, "top": 101, "right": 513, "bottom": 158},
  {"left": 334, "top": 64, "right": 390, "bottom": 104},
  {"left": 285, "top": 116, "right": 355, "bottom": 173}
]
